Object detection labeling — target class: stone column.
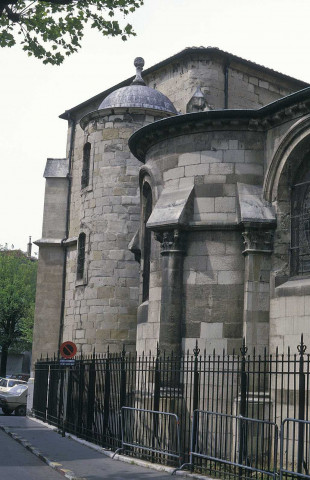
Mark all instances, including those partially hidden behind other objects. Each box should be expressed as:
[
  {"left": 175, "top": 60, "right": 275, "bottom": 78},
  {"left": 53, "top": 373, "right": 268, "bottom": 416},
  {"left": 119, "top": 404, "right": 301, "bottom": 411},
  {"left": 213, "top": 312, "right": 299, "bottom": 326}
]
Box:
[
  {"left": 242, "top": 227, "right": 274, "bottom": 356},
  {"left": 155, "top": 229, "right": 186, "bottom": 354}
]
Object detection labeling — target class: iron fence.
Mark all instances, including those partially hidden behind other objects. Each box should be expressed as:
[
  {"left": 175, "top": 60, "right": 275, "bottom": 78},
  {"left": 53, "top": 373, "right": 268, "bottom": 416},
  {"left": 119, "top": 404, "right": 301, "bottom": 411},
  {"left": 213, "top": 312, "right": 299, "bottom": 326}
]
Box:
[
  {"left": 114, "top": 407, "right": 182, "bottom": 466},
  {"left": 33, "top": 336, "right": 310, "bottom": 473},
  {"left": 175, "top": 411, "right": 278, "bottom": 479},
  {"left": 280, "top": 418, "right": 310, "bottom": 480}
]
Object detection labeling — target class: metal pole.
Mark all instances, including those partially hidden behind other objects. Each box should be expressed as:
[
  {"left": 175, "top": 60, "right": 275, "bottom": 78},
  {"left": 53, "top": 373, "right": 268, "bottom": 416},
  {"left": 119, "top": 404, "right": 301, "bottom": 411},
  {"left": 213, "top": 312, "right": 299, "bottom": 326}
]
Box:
[
  {"left": 297, "top": 335, "right": 306, "bottom": 474},
  {"left": 239, "top": 339, "right": 248, "bottom": 480}
]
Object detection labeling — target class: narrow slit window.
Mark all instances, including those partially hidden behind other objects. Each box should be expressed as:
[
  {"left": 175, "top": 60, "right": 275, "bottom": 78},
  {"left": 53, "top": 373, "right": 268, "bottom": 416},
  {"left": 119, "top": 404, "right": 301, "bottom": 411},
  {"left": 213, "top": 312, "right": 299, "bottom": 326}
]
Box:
[
  {"left": 81, "top": 142, "right": 91, "bottom": 189},
  {"left": 77, "top": 233, "right": 86, "bottom": 280},
  {"left": 142, "top": 183, "right": 152, "bottom": 302}
]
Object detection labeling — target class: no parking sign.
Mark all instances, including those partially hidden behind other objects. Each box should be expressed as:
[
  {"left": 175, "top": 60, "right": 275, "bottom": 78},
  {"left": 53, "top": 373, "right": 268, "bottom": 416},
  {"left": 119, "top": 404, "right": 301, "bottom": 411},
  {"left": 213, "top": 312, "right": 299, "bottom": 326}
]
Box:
[{"left": 60, "top": 341, "right": 77, "bottom": 359}]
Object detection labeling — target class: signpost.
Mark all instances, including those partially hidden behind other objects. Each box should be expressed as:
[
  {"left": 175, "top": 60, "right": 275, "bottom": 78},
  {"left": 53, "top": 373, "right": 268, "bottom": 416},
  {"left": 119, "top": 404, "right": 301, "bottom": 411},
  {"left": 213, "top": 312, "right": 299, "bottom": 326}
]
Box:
[{"left": 59, "top": 341, "right": 77, "bottom": 437}]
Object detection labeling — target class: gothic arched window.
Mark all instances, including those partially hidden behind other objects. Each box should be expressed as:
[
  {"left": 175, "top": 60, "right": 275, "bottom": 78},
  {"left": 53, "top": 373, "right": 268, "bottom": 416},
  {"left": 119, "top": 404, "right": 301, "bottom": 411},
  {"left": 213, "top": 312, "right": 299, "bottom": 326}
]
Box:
[
  {"left": 77, "top": 233, "right": 86, "bottom": 280},
  {"left": 142, "top": 182, "right": 152, "bottom": 302},
  {"left": 291, "top": 166, "right": 310, "bottom": 276},
  {"left": 81, "top": 142, "right": 91, "bottom": 189}
]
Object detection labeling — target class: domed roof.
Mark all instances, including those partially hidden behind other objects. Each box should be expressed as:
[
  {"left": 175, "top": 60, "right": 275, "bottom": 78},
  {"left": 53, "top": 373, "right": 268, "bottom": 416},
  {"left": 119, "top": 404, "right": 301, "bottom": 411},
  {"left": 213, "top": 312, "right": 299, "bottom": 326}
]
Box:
[{"left": 98, "top": 57, "right": 177, "bottom": 115}]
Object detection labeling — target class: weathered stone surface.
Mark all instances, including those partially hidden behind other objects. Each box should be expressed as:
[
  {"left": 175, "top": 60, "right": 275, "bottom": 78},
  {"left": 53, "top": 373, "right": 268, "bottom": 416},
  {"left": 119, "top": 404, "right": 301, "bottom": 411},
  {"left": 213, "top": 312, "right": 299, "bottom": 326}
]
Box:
[{"left": 33, "top": 48, "right": 310, "bottom": 364}]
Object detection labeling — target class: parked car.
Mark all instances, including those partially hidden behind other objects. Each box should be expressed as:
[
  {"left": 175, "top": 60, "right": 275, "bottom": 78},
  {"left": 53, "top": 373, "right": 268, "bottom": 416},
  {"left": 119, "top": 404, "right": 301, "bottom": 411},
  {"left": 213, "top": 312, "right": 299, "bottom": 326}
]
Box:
[
  {"left": 6, "top": 374, "right": 30, "bottom": 382},
  {"left": 0, "top": 384, "right": 28, "bottom": 415},
  {"left": 0, "top": 377, "right": 27, "bottom": 393}
]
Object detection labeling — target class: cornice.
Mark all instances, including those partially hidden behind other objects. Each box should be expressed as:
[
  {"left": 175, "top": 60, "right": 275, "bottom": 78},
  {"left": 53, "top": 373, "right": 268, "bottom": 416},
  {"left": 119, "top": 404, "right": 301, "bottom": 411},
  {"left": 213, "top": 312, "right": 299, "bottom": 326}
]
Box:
[
  {"left": 129, "top": 91, "right": 310, "bottom": 163},
  {"left": 79, "top": 106, "right": 175, "bottom": 131}
]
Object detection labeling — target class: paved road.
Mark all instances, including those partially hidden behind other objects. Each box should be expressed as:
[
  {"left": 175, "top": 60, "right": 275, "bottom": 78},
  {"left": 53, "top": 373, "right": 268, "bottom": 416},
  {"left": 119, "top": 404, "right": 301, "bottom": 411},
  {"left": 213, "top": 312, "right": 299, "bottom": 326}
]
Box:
[{"left": 0, "top": 428, "right": 63, "bottom": 480}]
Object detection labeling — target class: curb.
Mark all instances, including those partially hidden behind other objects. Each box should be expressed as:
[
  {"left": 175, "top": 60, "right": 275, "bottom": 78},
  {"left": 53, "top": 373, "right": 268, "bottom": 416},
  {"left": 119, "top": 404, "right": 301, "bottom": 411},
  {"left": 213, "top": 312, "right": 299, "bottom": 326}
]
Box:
[
  {"left": 29, "top": 418, "right": 209, "bottom": 479},
  {"left": 0, "top": 425, "right": 86, "bottom": 480},
  {"left": 1, "top": 417, "right": 211, "bottom": 480}
]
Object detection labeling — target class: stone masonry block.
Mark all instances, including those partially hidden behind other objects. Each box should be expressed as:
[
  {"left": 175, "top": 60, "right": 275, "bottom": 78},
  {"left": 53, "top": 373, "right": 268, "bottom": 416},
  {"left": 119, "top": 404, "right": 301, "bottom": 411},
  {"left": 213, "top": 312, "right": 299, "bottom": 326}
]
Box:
[
  {"left": 286, "top": 296, "right": 305, "bottom": 317},
  {"left": 210, "top": 163, "right": 234, "bottom": 175},
  {"left": 194, "top": 197, "right": 215, "bottom": 213},
  {"left": 235, "top": 163, "right": 263, "bottom": 176},
  {"left": 163, "top": 167, "right": 185, "bottom": 181},
  {"left": 200, "top": 150, "right": 223, "bottom": 163},
  {"left": 200, "top": 322, "right": 223, "bottom": 339},
  {"left": 185, "top": 164, "right": 210, "bottom": 177},
  {"left": 223, "top": 150, "right": 245, "bottom": 163},
  {"left": 178, "top": 152, "right": 200, "bottom": 166},
  {"left": 215, "top": 197, "right": 236, "bottom": 213},
  {"left": 218, "top": 270, "right": 244, "bottom": 285}
]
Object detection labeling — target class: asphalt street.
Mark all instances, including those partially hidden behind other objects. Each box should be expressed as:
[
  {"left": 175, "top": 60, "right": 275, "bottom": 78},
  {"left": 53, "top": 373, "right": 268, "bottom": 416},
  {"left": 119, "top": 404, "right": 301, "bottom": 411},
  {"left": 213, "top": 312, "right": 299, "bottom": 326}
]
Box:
[{"left": 0, "top": 428, "right": 63, "bottom": 480}]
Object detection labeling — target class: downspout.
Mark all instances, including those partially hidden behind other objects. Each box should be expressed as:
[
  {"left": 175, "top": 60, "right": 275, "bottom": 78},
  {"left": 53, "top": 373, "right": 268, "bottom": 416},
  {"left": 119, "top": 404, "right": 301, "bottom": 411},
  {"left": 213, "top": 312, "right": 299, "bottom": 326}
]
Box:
[
  {"left": 224, "top": 59, "right": 230, "bottom": 109},
  {"left": 58, "top": 113, "right": 75, "bottom": 356}
]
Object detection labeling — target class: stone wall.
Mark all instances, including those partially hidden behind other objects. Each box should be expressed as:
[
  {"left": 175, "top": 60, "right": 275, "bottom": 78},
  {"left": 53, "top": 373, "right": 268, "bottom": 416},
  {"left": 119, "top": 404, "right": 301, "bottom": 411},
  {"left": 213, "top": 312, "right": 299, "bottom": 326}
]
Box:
[
  {"left": 32, "top": 169, "right": 68, "bottom": 365},
  {"left": 138, "top": 127, "right": 266, "bottom": 354},
  {"left": 62, "top": 110, "right": 168, "bottom": 354}
]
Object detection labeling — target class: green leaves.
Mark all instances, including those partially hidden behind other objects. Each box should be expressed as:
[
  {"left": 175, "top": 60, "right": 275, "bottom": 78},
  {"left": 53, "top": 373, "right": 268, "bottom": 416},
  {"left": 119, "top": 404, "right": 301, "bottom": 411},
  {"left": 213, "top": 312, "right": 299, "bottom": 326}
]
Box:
[
  {"left": 0, "top": 0, "right": 144, "bottom": 64},
  {"left": 0, "top": 250, "right": 37, "bottom": 352}
]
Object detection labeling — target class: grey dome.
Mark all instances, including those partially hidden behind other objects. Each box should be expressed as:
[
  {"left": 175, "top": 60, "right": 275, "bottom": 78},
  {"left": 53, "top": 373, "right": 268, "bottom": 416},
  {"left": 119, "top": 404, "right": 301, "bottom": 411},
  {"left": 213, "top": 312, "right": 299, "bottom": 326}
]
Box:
[{"left": 98, "top": 84, "right": 178, "bottom": 115}]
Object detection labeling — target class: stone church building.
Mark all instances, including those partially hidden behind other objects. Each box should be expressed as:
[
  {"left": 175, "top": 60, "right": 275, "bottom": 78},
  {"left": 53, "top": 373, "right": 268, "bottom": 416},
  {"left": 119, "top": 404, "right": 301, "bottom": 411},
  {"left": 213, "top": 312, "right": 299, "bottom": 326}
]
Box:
[{"left": 32, "top": 47, "right": 310, "bottom": 364}]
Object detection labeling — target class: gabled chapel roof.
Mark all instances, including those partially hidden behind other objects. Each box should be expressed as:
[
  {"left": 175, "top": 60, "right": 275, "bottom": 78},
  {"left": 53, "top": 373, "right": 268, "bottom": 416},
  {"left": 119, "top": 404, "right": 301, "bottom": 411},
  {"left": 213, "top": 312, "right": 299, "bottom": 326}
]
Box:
[{"left": 59, "top": 47, "right": 309, "bottom": 121}]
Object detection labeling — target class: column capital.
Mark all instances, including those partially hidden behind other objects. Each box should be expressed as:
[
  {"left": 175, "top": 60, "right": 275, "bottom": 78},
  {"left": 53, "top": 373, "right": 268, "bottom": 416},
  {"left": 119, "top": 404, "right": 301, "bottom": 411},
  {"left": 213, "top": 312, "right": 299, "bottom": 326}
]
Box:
[
  {"left": 154, "top": 229, "right": 186, "bottom": 255},
  {"left": 242, "top": 227, "right": 274, "bottom": 255}
]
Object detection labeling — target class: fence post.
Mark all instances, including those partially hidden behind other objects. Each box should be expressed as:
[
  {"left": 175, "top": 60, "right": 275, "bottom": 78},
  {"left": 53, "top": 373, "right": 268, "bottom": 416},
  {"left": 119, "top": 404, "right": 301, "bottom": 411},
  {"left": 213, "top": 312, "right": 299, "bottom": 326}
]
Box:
[
  {"left": 119, "top": 345, "right": 127, "bottom": 443},
  {"left": 102, "top": 347, "right": 110, "bottom": 447},
  {"left": 77, "top": 355, "right": 85, "bottom": 437},
  {"left": 87, "top": 349, "right": 96, "bottom": 436},
  {"left": 151, "top": 344, "right": 161, "bottom": 462},
  {"left": 239, "top": 339, "right": 248, "bottom": 479},
  {"left": 57, "top": 364, "right": 64, "bottom": 432},
  {"left": 120, "top": 344, "right": 127, "bottom": 409},
  {"left": 297, "top": 334, "right": 306, "bottom": 474},
  {"left": 192, "top": 341, "right": 200, "bottom": 454}
]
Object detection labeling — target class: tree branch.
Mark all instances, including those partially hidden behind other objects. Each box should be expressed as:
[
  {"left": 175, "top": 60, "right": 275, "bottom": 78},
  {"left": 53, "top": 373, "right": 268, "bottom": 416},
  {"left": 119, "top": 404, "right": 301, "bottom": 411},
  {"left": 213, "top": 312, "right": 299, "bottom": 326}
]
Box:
[{"left": 4, "top": 5, "right": 20, "bottom": 21}]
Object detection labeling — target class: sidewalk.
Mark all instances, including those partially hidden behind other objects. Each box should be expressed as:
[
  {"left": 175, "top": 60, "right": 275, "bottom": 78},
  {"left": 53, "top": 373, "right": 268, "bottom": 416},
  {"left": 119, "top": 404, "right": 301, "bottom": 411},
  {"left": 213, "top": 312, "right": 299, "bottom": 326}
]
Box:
[{"left": 0, "top": 415, "right": 204, "bottom": 480}]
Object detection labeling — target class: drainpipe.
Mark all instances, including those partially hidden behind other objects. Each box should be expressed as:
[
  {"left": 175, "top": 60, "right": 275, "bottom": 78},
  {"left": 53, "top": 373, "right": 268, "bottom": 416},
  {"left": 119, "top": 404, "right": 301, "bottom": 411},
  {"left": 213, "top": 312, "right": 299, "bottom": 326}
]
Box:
[
  {"left": 58, "top": 113, "right": 75, "bottom": 355},
  {"left": 224, "top": 59, "right": 230, "bottom": 109}
]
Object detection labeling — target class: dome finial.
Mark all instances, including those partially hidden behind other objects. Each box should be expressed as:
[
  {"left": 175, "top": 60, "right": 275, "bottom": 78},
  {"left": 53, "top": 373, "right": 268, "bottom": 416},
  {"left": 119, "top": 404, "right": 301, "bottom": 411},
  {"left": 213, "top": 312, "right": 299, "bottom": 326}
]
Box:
[{"left": 131, "top": 57, "right": 146, "bottom": 86}]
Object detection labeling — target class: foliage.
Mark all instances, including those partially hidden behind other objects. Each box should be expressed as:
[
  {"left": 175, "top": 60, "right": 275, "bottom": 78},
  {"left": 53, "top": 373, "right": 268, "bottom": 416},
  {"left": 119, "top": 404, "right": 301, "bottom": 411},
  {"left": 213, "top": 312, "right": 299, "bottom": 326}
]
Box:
[
  {"left": 0, "top": 0, "right": 143, "bottom": 64},
  {"left": 0, "top": 247, "right": 37, "bottom": 375}
]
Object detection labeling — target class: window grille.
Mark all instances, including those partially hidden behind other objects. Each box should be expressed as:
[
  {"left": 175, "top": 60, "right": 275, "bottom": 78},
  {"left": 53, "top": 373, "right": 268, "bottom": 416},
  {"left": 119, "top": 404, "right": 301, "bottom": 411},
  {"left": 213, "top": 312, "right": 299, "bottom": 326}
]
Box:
[{"left": 291, "top": 180, "right": 310, "bottom": 276}]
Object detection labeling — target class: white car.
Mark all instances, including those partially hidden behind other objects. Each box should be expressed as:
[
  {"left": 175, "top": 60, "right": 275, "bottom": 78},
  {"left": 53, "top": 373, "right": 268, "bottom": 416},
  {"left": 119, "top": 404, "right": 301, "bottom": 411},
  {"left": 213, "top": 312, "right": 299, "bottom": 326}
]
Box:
[
  {"left": 0, "top": 377, "right": 27, "bottom": 393},
  {"left": 0, "top": 384, "right": 28, "bottom": 415}
]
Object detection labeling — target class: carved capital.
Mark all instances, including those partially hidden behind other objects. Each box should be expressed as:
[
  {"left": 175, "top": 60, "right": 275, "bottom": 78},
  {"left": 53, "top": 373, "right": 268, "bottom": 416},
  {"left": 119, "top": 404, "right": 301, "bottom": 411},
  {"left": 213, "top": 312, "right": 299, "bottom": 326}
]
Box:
[
  {"left": 242, "top": 228, "right": 274, "bottom": 254},
  {"left": 154, "top": 229, "right": 186, "bottom": 254}
]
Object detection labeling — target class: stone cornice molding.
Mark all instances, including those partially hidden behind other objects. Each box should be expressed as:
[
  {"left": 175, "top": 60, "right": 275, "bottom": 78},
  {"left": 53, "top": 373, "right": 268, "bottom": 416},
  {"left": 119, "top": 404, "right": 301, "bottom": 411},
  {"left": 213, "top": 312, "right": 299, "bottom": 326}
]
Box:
[
  {"left": 263, "top": 114, "right": 310, "bottom": 202},
  {"left": 34, "top": 238, "right": 64, "bottom": 247},
  {"left": 80, "top": 106, "right": 175, "bottom": 131},
  {"left": 129, "top": 97, "right": 310, "bottom": 163}
]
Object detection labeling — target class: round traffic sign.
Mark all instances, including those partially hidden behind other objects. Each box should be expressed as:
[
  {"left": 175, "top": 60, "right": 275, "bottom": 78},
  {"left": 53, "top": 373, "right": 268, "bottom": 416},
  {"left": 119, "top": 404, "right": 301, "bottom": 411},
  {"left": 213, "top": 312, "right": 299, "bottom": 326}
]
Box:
[{"left": 60, "top": 341, "right": 77, "bottom": 359}]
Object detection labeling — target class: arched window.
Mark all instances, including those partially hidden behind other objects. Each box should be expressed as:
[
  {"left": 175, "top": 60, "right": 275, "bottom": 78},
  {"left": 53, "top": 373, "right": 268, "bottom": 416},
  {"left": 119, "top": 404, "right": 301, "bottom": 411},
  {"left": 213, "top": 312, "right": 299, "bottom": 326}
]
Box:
[
  {"left": 291, "top": 162, "right": 310, "bottom": 276},
  {"left": 77, "top": 233, "right": 86, "bottom": 280},
  {"left": 81, "top": 142, "right": 91, "bottom": 189},
  {"left": 142, "top": 182, "right": 152, "bottom": 302}
]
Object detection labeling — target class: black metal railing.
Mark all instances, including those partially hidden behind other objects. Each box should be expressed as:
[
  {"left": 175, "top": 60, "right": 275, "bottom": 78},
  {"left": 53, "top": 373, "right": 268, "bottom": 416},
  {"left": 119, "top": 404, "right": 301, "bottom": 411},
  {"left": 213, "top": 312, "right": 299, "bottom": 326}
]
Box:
[{"left": 33, "top": 337, "right": 310, "bottom": 474}]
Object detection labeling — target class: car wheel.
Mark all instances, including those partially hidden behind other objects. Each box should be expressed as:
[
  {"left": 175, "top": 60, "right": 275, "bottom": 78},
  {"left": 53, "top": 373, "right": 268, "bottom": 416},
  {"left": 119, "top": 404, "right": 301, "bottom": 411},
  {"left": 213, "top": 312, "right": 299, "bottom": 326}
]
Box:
[
  {"left": 15, "top": 405, "right": 26, "bottom": 416},
  {"left": 2, "top": 408, "right": 13, "bottom": 415}
]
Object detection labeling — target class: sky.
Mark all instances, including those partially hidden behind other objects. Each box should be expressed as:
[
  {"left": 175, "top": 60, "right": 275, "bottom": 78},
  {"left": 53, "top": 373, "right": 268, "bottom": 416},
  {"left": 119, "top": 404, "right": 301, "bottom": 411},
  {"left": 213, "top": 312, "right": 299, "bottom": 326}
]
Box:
[{"left": 1, "top": 0, "right": 310, "bottom": 255}]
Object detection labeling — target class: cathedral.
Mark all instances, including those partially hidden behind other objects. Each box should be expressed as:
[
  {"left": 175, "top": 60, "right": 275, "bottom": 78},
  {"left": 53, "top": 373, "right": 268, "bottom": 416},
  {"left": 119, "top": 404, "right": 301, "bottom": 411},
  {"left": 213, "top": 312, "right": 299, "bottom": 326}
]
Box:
[{"left": 32, "top": 47, "right": 310, "bottom": 365}]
